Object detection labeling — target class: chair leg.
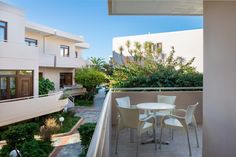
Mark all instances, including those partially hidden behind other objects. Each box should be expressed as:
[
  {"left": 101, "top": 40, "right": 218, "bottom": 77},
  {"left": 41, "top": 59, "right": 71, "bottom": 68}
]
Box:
[
  {"left": 193, "top": 125, "right": 199, "bottom": 148},
  {"left": 153, "top": 124, "right": 157, "bottom": 150},
  {"left": 115, "top": 129, "right": 120, "bottom": 154},
  {"left": 169, "top": 128, "right": 174, "bottom": 140},
  {"left": 136, "top": 134, "right": 140, "bottom": 157},
  {"left": 159, "top": 127, "right": 163, "bottom": 149},
  {"left": 130, "top": 128, "right": 134, "bottom": 143},
  {"left": 186, "top": 128, "right": 192, "bottom": 156}
]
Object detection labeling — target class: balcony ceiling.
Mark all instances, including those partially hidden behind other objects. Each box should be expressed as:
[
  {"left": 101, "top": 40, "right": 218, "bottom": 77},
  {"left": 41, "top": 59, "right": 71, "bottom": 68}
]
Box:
[{"left": 108, "top": 0, "right": 203, "bottom": 15}]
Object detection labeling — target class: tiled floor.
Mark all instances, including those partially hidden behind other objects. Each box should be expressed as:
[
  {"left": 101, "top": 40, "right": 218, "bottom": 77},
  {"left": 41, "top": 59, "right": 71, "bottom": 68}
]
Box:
[{"left": 111, "top": 126, "right": 202, "bottom": 157}]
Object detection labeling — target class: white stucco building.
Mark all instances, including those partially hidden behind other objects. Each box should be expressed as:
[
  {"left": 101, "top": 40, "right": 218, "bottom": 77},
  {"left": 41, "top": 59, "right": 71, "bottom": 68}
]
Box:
[
  {"left": 112, "top": 29, "right": 203, "bottom": 72},
  {"left": 0, "top": 2, "right": 89, "bottom": 100}
]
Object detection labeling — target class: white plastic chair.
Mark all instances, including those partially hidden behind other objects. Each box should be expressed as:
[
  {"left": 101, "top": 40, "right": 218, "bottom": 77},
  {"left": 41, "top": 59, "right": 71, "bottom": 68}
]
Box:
[
  {"left": 116, "top": 96, "right": 131, "bottom": 108},
  {"left": 155, "top": 95, "right": 176, "bottom": 139},
  {"left": 116, "top": 96, "right": 147, "bottom": 119},
  {"left": 115, "top": 106, "right": 157, "bottom": 157},
  {"left": 156, "top": 95, "right": 176, "bottom": 116},
  {"left": 159, "top": 102, "right": 199, "bottom": 156}
]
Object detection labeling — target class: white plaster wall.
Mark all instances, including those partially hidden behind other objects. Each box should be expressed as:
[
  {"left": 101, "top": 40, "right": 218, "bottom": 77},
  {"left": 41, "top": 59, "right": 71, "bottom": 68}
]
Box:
[
  {"left": 204, "top": 2, "right": 236, "bottom": 157},
  {"left": 0, "top": 2, "right": 39, "bottom": 96},
  {"left": 113, "top": 29, "right": 203, "bottom": 72},
  {"left": 39, "top": 67, "right": 75, "bottom": 91},
  {"left": 0, "top": 2, "right": 25, "bottom": 43},
  {"left": 26, "top": 32, "right": 86, "bottom": 68}
]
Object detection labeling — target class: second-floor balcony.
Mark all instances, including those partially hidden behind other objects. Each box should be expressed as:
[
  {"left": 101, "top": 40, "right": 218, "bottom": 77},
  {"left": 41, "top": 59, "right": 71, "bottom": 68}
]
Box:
[
  {"left": 56, "top": 56, "right": 86, "bottom": 68},
  {"left": 39, "top": 53, "right": 86, "bottom": 68},
  {"left": 0, "top": 41, "right": 38, "bottom": 68},
  {"left": 86, "top": 87, "right": 203, "bottom": 157}
]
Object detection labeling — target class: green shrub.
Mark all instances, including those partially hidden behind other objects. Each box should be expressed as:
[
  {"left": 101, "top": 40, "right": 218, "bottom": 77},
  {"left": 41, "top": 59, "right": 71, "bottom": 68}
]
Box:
[
  {"left": 21, "top": 140, "right": 52, "bottom": 157},
  {"left": 39, "top": 78, "right": 55, "bottom": 95},
  {"left": 2, "top": 122, "right": 39, "bottom": 147},
  {"left": 0, "top": 140, "right": 53, "bottom": 157},
  {"left": 78, "top": 123, "right": 96, "bottom": 156},
  {"left": 74, "top": 97, "right": 93, "bottom": 106},
  {"left": 0, "top": 144, "right": 13, "bottom": 157},
  {"left": 75, "top": 68, "right": 106, "bottom": 100}
]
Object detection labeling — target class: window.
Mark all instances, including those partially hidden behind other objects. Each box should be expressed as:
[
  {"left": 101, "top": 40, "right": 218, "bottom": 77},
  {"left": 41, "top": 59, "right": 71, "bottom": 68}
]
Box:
[
  {"left": 153, "top": 42, "right": 162, "bottom": 52},
  {"left": 75, "top": 51, "right": 78, "bottom": 58},
  {"left": 0, "top": 21, "right": 7, "bottom": 41},
  {"left": 60, "top": 45, "right": 70, "bottom": 57},
  {"left": 25, "top": 38, "right": 38, "bottom": 46}
]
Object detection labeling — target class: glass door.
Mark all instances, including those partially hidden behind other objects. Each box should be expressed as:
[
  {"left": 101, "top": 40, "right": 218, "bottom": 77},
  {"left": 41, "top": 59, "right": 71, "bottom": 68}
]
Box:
[
  {"left": 0, "top": 76, "right": 16, "bottom": 100},
  {"left": 0, "top": 77, "right": 7, "bottom": 100}
]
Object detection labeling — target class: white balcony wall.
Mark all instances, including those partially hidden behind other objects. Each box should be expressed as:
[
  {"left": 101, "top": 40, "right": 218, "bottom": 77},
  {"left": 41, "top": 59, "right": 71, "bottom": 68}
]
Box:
[
  {"left": 39, "top": 53, "right": 55, "bottom": 67},
  {"left": 56, "top": 56, "right": 86, "bottom": 68},
  {"left": 0, "top": 92, "right": 68, "bottom": 127}
]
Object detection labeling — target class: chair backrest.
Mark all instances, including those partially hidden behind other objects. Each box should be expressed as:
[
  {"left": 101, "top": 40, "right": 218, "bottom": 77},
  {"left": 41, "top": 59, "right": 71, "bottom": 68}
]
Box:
[
  {"left": 157, "top": 95, "right": 176, "bottom": 105},
  {"left": 118, "top": 106, "right": 140, "bottom": 129},
  {"left": 185, "top": 102, "right": 199, "bottom": 125},
  {"left": 116, "top": 96, "right": 131, "bottom": 108}
]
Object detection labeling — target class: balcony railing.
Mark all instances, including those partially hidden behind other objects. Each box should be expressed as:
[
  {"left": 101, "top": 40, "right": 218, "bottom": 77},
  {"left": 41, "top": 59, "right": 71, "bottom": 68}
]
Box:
[
  {"left": 0, "top": 92, "right": 68, "bottom": 127},
  {"left": 87, "top": 87, "right": 203, "bottom": 157},
  {"left": 0, "top": 40, "right": 38, "bottom": 60},
  {"left": 39, "top": 53, "right": 56, "bottom": 67}
]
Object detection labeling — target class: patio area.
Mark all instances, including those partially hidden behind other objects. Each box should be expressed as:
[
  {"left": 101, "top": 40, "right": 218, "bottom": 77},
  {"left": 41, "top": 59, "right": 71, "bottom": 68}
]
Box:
[
  {"left": 111, "top": 126, "right": 202, "bottom": 157},
  {"left": 86, "top": 88, "right": 203, "bottom": 157}
]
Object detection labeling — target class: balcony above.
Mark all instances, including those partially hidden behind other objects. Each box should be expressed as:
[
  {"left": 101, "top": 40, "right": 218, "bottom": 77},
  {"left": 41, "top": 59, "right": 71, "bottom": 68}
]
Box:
[
  {"left": 39, "top": 53, "right": 55, "bottom": 67},
  {"left": 108, "top": 0, "right": 203, "bottom": 15},
  {"left": 0, "top": 41, "right": 39, "bottom": 69},
  {"left": 56, "top": 56, "right": 86, "bottom": 68},
  {"left": 75, "top": 42, "right": 90, "bottom": 49}
]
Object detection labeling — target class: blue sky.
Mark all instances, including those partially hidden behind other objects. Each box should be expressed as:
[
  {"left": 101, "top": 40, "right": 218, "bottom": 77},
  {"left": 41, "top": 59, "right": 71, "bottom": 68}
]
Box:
[{"left": 3, "top": 0, "right": 203, "bottom": 61}]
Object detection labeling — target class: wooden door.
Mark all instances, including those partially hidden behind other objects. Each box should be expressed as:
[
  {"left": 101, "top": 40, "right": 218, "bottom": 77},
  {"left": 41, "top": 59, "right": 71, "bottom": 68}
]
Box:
[{"left": 18, "top": 76, "right": 33, "bottom": 97}]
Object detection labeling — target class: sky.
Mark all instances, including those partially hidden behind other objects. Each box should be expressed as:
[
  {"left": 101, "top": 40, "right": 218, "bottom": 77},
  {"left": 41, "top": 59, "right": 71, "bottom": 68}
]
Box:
[{"left": 3, "top": 0, "right": 203, "bottom": 61}]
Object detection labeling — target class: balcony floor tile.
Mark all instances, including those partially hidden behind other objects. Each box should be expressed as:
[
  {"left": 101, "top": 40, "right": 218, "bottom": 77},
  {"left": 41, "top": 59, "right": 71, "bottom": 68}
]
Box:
[{"left": 111, "top": 126, "right": 202, "bottom": 157}]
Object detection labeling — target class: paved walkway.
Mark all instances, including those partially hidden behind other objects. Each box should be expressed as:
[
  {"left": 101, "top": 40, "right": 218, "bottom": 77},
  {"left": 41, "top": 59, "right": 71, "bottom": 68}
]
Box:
[{"left": 53, "top": 88, "right": 106, "bottom": 157}]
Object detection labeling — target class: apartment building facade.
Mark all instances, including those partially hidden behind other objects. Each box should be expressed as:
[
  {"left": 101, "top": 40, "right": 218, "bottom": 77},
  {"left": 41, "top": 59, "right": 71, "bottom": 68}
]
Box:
[
  {"left": 0, "top": 2, "right": 89, "bottom": 100},
  {"left": 112, "top": 29, "right": 203, "bottom": 72}
]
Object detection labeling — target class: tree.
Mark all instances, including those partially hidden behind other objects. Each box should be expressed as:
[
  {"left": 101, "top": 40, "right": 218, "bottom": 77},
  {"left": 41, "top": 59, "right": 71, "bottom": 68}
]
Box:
[
  {"left": 75, "top": 68, "right": 106, "bottom": 100},
  {"left": 110, "top": 41, "right": 203, "bottom": 88},
  {"left": 89, "top": 57, "right": 106, "bottom": 71}
]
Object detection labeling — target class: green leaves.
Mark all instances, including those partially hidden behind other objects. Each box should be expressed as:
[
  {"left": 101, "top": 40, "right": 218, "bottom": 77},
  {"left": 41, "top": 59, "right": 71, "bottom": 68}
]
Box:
[
  {"left": 78, "top": 123, "right": 96, "bottom": 156},
  {"left": 75, "top": 68, "right": 106, "bottom": 100},
  {"left": 111, "top": 41, "right": 203, "bottom": 88},
  {"left": 39, "top": 78, "right": 55, "bottom": 95}
]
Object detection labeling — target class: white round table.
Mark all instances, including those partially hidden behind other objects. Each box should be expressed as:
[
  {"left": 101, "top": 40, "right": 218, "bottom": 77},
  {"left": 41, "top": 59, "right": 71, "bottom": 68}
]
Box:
[
  {"left": 136, "top": 102, "right": 175, "bottom": 145},
  {"left": 136, "top": 102, "right": 175, "bottom": 111}
]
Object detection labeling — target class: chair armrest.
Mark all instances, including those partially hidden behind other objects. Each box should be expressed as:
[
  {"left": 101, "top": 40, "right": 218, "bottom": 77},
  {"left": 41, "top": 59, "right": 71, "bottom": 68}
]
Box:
[
  {"left": 161, "top": 114, "right": 185, "bottom": 122},
  {"left": 173, "top": 109, "right": 186, "bottom": 115},
  {"left": 169, "top": 114, "right": 185, "bottom": 120},
  {"left": 140, "top": 115, "right": 155, "bottom": 122}
]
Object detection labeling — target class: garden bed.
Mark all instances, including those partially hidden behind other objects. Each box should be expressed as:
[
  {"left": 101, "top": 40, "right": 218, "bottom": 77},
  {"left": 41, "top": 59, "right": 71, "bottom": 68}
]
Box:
[{"left": 0, "top": 110, "right": 80, "bottom": 157}]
